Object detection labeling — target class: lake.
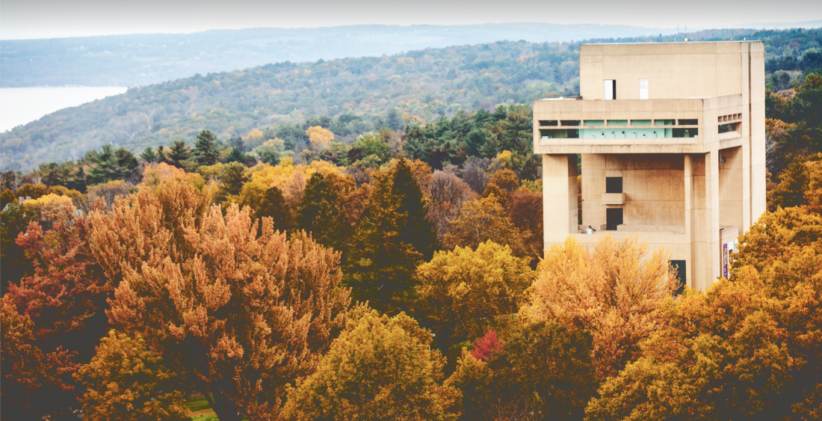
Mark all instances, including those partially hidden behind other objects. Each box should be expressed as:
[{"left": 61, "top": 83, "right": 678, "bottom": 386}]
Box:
[{"left": 0, "top": 87, "right": 127, "bottom": 133}]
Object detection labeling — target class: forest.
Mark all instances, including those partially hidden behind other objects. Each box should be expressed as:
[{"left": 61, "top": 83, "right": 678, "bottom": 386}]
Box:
[
  {"left": 3, "top": 27, "right": 821, "bottom": 173},
  {"left": 1, "top": 52, "right": 821, "bottom": 419}
]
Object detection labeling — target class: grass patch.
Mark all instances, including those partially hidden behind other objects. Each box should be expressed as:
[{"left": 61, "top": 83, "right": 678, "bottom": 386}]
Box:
[{"left": 186, "top": 396, "right": 212, "bottom": 412}]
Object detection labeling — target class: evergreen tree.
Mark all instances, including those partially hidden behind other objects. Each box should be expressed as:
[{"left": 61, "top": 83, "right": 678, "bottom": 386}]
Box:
[
  {"left": 88, "top": 145, "right": 122, "bottom": 185},
  {"left": 115, "top": 147, "right": 138, "bottom": 180},
  {"left": 393, "top": 158, "right": 439, "bottom": 260},
  {"left": 296, "top": 173, "right": 342, "bottom": 250},
  {"left": 140, "top": 147, "right": 157, "bottom": 163},
  {"left": 166, "top": 141, "right": 192, "bottom": 168},
  {"left": 226, "top": 147, "right": 247, "bottom": 164},
  {"left": 257, "top": 186, "right": 294, "bottom": 233},
  {"left": 194, "top": 130, "right": 219, "bottom": 166},
  {"left": 344, "top": 159, "right": 438, "bottom": 313}
]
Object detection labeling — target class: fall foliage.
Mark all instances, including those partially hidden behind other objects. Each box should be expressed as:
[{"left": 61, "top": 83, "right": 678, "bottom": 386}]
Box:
[{"left": 284, "top": 306, "right": 461, "bottom": 421}]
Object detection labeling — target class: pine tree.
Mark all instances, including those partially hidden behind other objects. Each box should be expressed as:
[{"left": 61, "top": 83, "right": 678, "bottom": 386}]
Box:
[
  {"left": 296, "top": 173, "right": 342, "bottom": 250},
  {"left": 393, "top": 158, "right": 439, "bottom": 260},
  {"left": 194, "top": 130, "right": 219, "bottom": 166},
  {"left": 88, "top": 144, "right": 122, "bottom": 185},
  {"left": 344, "top": 159, "right": 438, "bottom": 313},
  {"left": 166, "top": 141, "right": 192, "bottom": 168},
  {"left": 140, "top": 147, "right": 157, "bottom": 163}
]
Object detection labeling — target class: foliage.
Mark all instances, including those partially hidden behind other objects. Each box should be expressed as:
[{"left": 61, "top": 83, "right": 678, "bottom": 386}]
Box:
[
  {"left": 194, "top": 130, "right": 220, "bottom": 166},
  {"left": 427, "top": 170, "right": 478, "bottom": 241},
  {"left": 344, "top": 159, "right": 437, "bottom": 313},
  {"left": 296, "top": 172, "right": 343, "bottom": 250},
  {"left": 306, "top": 126, "right": 334, "bottom": 149},
  {"left": 447, "top": 320, "right": 596, "bottom": 421},
  {"left": 75, "top": 330, "right": 190, "bottom": 421},
  {"left": 522, "top": 236, "right": 677, "bottom": 380},
  {"left": 284, "top": 307, "right": 461, "bottom": 421},
  {"left": 415, "top": 241, "right": 534, "bottom": 352},
  {"left": 442, "top": 194, "right": 527, "bottom": 257},
  {"left": 469, "top": 330, "right": 501, "bottom": 362},
  {"left": 90, "top": 181, "right": 351, "bottom": 421}
]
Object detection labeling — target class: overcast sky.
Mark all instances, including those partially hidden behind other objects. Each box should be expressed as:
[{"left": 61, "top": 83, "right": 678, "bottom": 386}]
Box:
[{"left": 2, "top": 0, "right": 821, "bottom": 40}]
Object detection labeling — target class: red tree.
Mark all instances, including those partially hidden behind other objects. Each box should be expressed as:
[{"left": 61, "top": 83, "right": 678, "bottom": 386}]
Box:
[{"left": 471, "top": 330, "right": 501, "bottom": 362}]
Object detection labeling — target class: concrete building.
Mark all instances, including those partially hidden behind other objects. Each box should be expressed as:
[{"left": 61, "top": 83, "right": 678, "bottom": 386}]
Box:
[{"left": 534, "top": 41, "right": 766, "bottom": 290}]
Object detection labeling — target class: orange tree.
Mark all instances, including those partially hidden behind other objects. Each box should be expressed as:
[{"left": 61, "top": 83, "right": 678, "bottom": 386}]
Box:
[
  {"left": 585, "top": 206, "right": 822, "bottom": 420},
  {"left": 521, "top": 236, "right": 677, "bottom": 380},
  {"left": 88, "top": 179, "right": 351, "bottom": 421}
]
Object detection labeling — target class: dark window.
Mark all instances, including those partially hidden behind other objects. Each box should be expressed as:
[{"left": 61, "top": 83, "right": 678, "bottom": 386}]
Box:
[
  {"left": 673, "top": 128, "right": 699, "bottom": 138},
  {"left": 539, "top": 120, "right": 558, "bottom": 126},
  {"left": 718, "top": 123, "right": 740, "bottom": 134},
  {"left": 606, "top": 208, "right": 623, "bottom": 231},
  {"left": 605, "top": 177, "right": 623, "bottom": 193},
  {"left": 671, "top": 260, "right": 687, "bottom": 295},
  {"left": 560, "top": 120, "right": 581, "bottom": 126},
  {"left": 678, "top": 119, "right": 698, "bottom": 125},
  {"left": 612, "top": 80, "right": 617, "bottom": 99}
]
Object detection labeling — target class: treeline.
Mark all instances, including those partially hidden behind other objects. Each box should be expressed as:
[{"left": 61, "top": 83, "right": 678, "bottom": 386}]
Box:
[
  {"left": 5, "top": 27, "right": 819, "bottom": 173},
  {"left": 0, "top": 40, "right": 578, "bottom": 172}
]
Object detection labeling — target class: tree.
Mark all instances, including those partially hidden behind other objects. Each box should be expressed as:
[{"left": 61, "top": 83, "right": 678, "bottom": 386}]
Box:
[
  {"left": 243, "top": 185, "right": 294, "bottom": 233},
  {"left": 88, "top": 145, "right": 124, "bottom": 185},
  {"left": 218, "top": 161, "right": 248, "bottom": 200},
  {"left": 442, "top": 195, "right": 525, "bottom": 256},
  {"left": 166, "top": 140, "right": 193, "bottom": 168},
  {"left": 75, "top": 330, "right": 189, "bottom": 421},
  {"left": 469, "top": 330, "right": 501, "bottom": 362},
  {"left": 140, "top": 147, "right": 158, "bottom": 163},
  {"left": 283, "top": 307, "right": 461, "bottom": 421},
  {"left": 509, "top": 188, "right": 544, "bottom": 258},
  {"left": 306, "top": 126, "right": 334, "bottom": 149},
  {"left": 521, "top": 236, "right": 677, "bottom": 380},
  {"left": 488, "top": 169, "right": 519, "bottom": 192},
  {"left": 427, "top": 170, "right": 477, "bottom": 241},
  {"left": 89, "top": 182, "right": 351, "bottom": 421},
  {"left": 344, "top": 159, "right": 438, "bottom": 313},
  {"left": 194, "top": 129, "right": 220, "bottom": 166},
  {"left": 447, "top": 320, "right": 596, "bottom": 421},
  {"left": 415, "top": 241, "right": 534, "bottom": 352},
  {"left": 4, "top": 203, "right": 110, "bottom": 357},
  {"left": 1, "top": 302, "right": 79, "bottom": 420},
  {"left": 296, "top": 172, "right": 343, "bottom": 250}
]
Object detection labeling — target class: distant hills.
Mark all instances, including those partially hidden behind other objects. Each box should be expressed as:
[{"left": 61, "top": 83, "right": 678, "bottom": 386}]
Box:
[
  {"left": 1, "top": 24, "right": 681, "bottom": 88},
  {"left": 1, "top": 27, "right": 821, "bottom": 171}
]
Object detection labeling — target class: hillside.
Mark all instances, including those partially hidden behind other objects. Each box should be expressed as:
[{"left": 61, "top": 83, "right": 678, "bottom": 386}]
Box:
[
  {"left": 0, "top": 23, "right": 677, "bottom": 88},
  {"left": 2, "top": 27, "right": 821, "bottom": 172}
]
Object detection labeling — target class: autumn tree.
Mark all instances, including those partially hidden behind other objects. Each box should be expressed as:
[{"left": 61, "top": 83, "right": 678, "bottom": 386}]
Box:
[
  {"left": 1, "top": 302, "right": 79, "bottom": 420},
  {"left": 89, "top": 181, "right": 351, "bottom": 421},
  {"left": 245, "top": 185, "right": 294, "bottom": 232},
  {"left": 344, "top": 159, "right": 438, "bottom": 313},
  {"left": 284, "top": 307, "right": 461, "bottom": 421},
  {"left": 75, "top": 330, "right": 189, "bottom": 421},
  {"left": 426, "top": 170, "right": 477, "bottom": 241},
  {"left": 415, "top": 241, "right": 534, "bottom": 353},
  {"left": 488, "top": 169, "right": 519, "bottom": 192},
  {"left": 442, "top": 194, "right": 526, "bottom": 256},
  {"left": 522, "top": 236, "right": 677, "bottom": 380},
  {"left": 509, "top": 188, "right": 544, "bottom": 258},
  {"left": 306, "top": 126, "right": 334, "bottom": 149},
  {"left": 194, "top": 129, "right": 220, "bottom": 166},
  {"left": 447, "top": 320, "right": 596, "bottom": 421},
  {"left": 297, "top": 172, "right": 343, "bottom": 250}
]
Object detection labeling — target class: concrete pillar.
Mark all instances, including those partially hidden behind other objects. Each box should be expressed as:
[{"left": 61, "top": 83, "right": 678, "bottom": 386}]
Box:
[
  {"left": 542, "top": 154, "right": 578, "bottom": 250},
  {"left": 684, "top": 155, "right": 694, "bottom": 289}
]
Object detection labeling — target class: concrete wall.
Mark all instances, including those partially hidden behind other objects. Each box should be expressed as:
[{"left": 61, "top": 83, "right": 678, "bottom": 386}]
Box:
[
  {"left": 579, "top": 42, "right": 755, "bottom": 100},
  {"left": 719, "top": 146, "right": 744, "bottom": 229},
  {"left": 582, "top": 154, "right": 685, "bottom": 229}
]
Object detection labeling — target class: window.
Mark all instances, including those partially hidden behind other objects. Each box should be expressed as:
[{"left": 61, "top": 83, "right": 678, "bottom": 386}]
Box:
[
  {"left": 671, "top": 260, "right": 686, "bottom": 295},
  {"left": 631, "top": 120, "right": 652, "bottom": 126},
  {"left": 560, "top": 120, "right": 580, "bottom": 126},
  {"left": 606, "top": 208, "right": 623, "bottom": 231},
  {"left": 639, "top": 79, "right": 649, "bottom": 100},
  {"left": 718, "top": 122, "right": 740, "bottom": 134},
  {"left": 584, "top": 120, "right": 605, "bottom": 126},
  {"left": 540, "top": 129, "right": 579, "bottom": 139},
  {"left": 678, "top": 119, "right": 698, "bottom": 125},
  {"left": 604, "top": 79, "right": 616, "bottom": 100},
  {"left": 654, "top": 119, "right": 674, "bottom": 126},
  {"left": 673, "top": 128, "right": 699, "bottom": 138},
  {"left": 606, "top": 177, "right": 623, "bottom": 193},
  {"left": 538, "top": 120, "right": 558, "bottom": 126}
]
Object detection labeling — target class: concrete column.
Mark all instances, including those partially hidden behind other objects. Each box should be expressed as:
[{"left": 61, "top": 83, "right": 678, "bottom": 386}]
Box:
[
  {"left": 707, "top": 150, "right": 721, "bottom": 285},
  {"left": 684, "top": 155, "right": 694, "bottom": 289},
  {"left": 542, "top": 154, "right": 578, "bottom": 250}
]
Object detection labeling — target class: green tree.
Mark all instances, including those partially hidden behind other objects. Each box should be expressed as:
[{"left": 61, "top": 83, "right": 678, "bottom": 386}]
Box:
[
  {"left": 194, "top": 130, "right": 220, "bottom": 166},
  {"left": 219, "top": 162, "right": 248, "bottom": 200},
  {"left": 284, "top": 307, "right": 461, "bottom": 421},
  {"left": 296, "top": 173, "right": 342, "bottom": 250},
  {"left": 140, "top": 146, "right": 157, "bottom": 163},
  {"left": 394, "top": 158, "right": 439, "bottom": 260},
  {"left": 88, "top": 144, "right": 125, "bottom": 185},
  {"left": 166, "top": 140, "right": 192, "bottom": 168}
]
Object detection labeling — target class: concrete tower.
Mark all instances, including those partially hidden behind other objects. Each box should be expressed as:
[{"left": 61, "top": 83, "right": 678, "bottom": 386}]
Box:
[{"left": 534, "top": 41, "right": 766, "bottom": 290}]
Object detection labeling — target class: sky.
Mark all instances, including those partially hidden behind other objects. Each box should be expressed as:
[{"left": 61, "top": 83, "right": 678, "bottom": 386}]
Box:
[{"left": 2, "top": 0, "right": 822, "bottom": 40}]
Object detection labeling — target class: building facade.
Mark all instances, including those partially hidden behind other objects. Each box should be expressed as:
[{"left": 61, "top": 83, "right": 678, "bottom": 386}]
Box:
[{"left": 534, "top": 41, "right": 766, "bottom": 290}]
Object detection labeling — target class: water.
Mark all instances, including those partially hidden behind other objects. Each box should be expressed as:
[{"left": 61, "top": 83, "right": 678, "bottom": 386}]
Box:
[{"left": 0, "top": 87, "right": 127, "bottom": 133}]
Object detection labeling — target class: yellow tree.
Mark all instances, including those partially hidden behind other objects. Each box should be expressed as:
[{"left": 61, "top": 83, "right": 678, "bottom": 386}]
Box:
[
  {"left": 306, "top": 126, "right": 334, "bottom": 149},
  {"left": 89, "top": 179, "right": 351, "bottom": 421},
  {"left": 75, "top": 330, "right": 190, "bottom": 421},
  {"left": 415, "top": 241, "right": 534, "bottom": 350},
  {"left": 442, "top": 195, "right": 527, "bottom": 257},
  {"left": 284, "top": 306, "right": 461, "bottom": 421},
  {"left": 521, "top": 236, "right": 677, "bottom": 380}
]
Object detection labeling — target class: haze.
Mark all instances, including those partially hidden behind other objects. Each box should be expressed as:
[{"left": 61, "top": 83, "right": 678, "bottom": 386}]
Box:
[{"left": 2, "top": 0, "right": 822, "bottom": 40}]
